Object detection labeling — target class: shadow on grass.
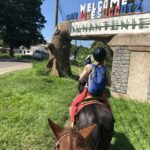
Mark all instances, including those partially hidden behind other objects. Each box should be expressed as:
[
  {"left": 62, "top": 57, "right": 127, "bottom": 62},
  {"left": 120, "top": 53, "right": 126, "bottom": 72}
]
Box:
[
  {"left": 70, "top": 74, "right": 79, "bottom": 81},
  {"left": 110, "top": 131, "right": 135, "bottom": 150}
]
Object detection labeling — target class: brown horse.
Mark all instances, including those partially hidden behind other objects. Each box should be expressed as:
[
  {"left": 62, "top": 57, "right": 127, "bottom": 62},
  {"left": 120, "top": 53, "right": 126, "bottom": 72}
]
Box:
[{"left": 48, "top": 118, "right": 96, "bottom": 150}]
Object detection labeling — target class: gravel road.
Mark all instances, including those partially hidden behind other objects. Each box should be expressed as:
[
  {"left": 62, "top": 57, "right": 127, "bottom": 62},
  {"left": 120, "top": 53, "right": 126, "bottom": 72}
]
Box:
[{"left": 0, "top": 61, "right": 32, "bottom": 75}]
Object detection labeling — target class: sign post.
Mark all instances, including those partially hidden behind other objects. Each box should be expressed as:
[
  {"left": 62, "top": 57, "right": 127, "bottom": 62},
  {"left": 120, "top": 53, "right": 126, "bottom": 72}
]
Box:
[{"left": 55, "top": 0, "right": 59, "bottom": 28}]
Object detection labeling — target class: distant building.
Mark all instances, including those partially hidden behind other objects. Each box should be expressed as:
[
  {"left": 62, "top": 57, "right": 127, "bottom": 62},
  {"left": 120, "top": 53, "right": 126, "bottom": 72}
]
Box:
[{"left": 19, "top": 44, "right": 47, "bottom": 55}]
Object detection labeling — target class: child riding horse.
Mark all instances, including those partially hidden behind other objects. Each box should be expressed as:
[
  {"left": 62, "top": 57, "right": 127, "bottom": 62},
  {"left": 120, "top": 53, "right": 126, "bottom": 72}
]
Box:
[{"left": 70, "top": 47, "right": 112, "bottom": 128}]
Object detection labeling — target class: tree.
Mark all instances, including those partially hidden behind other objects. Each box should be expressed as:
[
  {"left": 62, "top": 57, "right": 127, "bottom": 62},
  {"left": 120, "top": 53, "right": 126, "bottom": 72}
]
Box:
[
  {"left": 0, "top": 39, "right": 4, "bottom": 47},
  {"left": 76, "top": 46, "right": 90, "bottom": 64},
  {"left": 70, "top": 44, "right": 89, "bottom": 60},
  {"left": 47, "top": 22, "right": 72, "bottom": 77},
  {"left": 0, "top": 0, "right": 46, "bottom": 57}
]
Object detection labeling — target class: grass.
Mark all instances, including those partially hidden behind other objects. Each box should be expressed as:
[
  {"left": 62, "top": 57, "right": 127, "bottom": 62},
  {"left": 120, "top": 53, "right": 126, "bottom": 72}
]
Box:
[
  {"left": 109, "top": 98, "right": 150, "bottom": 150},
  {"left": 0, "top": 53, "right": 32, "bottom": 59},
  {"left": 0, "top": 61, "right": 150, "bottom": 150},
  {"left": 0, "top": 61, "right": 77, "bottom": 150}
]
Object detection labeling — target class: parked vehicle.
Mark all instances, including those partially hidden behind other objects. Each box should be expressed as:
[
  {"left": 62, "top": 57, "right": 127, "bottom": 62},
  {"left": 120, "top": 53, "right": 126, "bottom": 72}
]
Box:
[
  {"left": 70, "top": 54, "right": 75, "bottom": 61},
  {"left": 32, "top": 49, "right": 48, "bottom": 60}
]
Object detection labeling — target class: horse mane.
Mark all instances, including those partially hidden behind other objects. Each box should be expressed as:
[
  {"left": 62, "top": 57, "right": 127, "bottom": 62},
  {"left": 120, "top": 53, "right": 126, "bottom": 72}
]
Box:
[{"left": 76, "top": 103, "right": 114, "bottom": 150}]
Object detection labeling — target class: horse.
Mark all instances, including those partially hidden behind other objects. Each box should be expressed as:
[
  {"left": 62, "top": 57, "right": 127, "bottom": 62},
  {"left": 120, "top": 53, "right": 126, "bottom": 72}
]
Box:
[
  {"left": 48, "top": 118, "right": 96, "bottom": 150},
  {"left": 48, "top": 101, "right": 114, "bottom": 150},
  {"left": 75, "top": 99, "right": 114, "bottom": 150}
]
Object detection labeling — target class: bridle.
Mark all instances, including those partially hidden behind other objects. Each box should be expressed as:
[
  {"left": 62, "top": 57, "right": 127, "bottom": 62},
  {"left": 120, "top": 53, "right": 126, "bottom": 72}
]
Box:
[{"left": 54, "top": 133, "right": 71, "bottom": 150}]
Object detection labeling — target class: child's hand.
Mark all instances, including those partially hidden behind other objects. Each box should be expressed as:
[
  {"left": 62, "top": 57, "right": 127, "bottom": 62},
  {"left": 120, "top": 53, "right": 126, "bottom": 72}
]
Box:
[{"left": 78, "top": 81, "right": 86, "bottom": 93}]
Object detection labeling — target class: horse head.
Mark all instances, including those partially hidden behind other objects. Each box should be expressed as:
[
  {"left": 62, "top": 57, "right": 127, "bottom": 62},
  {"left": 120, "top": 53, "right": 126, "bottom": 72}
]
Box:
[{"left": 48, "top": 118, "right": 96, "bottom": 150}]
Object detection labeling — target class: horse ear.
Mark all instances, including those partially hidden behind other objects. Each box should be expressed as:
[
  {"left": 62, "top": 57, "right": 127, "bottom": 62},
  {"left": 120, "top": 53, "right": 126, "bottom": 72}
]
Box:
[
  {"left": 48, "top": 118, "right": 64, "bottom": 140},
  {"left": 79, "top": 124, "right": 96, "bottom": 139}
]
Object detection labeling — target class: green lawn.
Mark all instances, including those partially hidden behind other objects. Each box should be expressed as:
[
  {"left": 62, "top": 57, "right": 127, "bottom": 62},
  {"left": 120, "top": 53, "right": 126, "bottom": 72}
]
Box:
[
  {"left": 0, "top": 61, "right": 77, "bottom": 150},
  {"left": 110, "top": 98, "right": 150, "bottom": 150},
  {"left": 0, "top": 61, "right": 150, "bottom": 150}
]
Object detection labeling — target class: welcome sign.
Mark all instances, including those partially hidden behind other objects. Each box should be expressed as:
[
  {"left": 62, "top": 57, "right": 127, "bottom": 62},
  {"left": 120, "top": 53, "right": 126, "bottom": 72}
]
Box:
[
  {"left": 67, "top": 0, "right": 150, "bottom": 37},
  {"left": 66, "top": 0, "right": 150, "bottom": 20},
  {"left": 79, "top": 0, "right": 143, "bottom": 19}
]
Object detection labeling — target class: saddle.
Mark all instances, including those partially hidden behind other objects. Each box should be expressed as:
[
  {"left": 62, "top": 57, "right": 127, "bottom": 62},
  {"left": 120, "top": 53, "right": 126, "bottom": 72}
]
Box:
[{"left": 75, "top": 97, "right": 105, "bottom": 116}]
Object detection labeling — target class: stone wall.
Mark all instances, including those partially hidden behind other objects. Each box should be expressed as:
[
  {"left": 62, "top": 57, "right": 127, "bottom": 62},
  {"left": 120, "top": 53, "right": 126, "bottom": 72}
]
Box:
[{"left": 111, "top": 46, "right": 130, "bottom": 94}]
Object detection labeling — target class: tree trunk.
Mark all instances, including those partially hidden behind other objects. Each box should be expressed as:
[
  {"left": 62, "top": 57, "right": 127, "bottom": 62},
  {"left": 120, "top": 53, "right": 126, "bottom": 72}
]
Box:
[
  {"left": 9, "top": 45, "right": 14, "bottom": 57},
  {"left": 47, "top": 21, "right": 72, "bottom": 77}
]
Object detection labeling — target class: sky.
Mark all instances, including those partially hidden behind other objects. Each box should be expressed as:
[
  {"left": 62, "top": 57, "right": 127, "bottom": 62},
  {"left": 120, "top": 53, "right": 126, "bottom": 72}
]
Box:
[
  {"left": 41, "top": 0, "right": 150, "bottom": 47},
  {"left": 41, "top": 0, "right": 94, "bottom": 47},
  {"left": 41, "top": 0, "right": 110, "bottom": 47},
  {"left": 41, "top": 0, "right": 55, "bottom": 42}
]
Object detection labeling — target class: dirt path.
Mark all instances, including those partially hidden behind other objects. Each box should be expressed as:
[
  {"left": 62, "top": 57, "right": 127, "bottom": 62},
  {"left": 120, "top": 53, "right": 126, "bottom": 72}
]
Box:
[{"left": 0, "top": 62, "right": 32, "bottom": 75}]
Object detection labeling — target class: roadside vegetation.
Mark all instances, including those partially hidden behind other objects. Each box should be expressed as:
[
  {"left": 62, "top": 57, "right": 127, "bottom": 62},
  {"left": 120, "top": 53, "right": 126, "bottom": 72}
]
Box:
[
  {"left": 0, "top": 0, "right": 46, "bottom": 57},
  {"left": 0, "top": 61, "right": 150, "bottom": 150},
  {"left": 0, "top": 53, "right": 32, "bottom": 59}
]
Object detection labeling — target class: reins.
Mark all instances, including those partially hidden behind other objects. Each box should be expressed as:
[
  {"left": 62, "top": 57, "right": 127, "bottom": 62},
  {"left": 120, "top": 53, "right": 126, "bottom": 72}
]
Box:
[{"left": 54, "top": 133, "right": 71, "bottom": 150}]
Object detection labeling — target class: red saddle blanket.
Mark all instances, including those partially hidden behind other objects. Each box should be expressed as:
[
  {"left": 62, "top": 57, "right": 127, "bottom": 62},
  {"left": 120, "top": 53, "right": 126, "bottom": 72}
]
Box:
[{"left": 75, "top": 99, "right": 104, "bottom": 116}]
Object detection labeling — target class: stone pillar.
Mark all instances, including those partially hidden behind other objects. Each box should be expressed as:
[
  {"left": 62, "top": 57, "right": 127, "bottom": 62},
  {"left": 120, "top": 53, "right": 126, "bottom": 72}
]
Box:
[
  {"left": 148, "top": 74, "right": 150, "bottom": 100},
  {"left": 111, "top": 46, "right": 130, "bottom": 94},
  {"left": 108, "top": 34, "right": 150, "bottom": 102},
  {"left": 127, "top": 51, "right": 150, "bottom": 101}
]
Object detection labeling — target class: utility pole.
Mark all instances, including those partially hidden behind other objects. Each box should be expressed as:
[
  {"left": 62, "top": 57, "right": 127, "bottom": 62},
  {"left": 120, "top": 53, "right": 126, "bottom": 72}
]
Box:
[{"left": 55, "top": 0, "right": 59, "bottom": 28}]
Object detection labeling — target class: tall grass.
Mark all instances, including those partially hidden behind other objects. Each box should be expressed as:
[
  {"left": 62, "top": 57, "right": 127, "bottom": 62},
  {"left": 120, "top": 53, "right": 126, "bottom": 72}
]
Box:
[
  {"left": 0, "top": 61, "right": 149, "bottom": 150},
  {"left": 0, "top": 61, "right": 77, "bottom": 150}
]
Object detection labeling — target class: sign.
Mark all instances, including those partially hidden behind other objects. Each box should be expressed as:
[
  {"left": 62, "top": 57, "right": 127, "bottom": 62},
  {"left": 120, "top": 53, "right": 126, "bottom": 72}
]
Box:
[
  {"left": 79, "top": 0, "right": 143, "bottom": 20},
  {"left": 70, "top": 13, "right": 150, "bottom": 37},
  {"left": 66, "top": 0, "right": 149, "bottom": 20}
]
